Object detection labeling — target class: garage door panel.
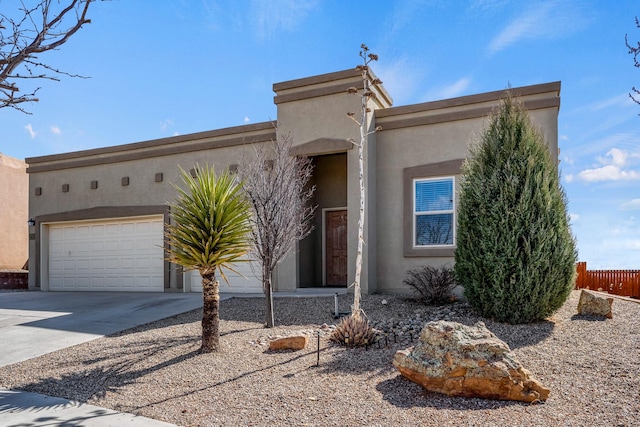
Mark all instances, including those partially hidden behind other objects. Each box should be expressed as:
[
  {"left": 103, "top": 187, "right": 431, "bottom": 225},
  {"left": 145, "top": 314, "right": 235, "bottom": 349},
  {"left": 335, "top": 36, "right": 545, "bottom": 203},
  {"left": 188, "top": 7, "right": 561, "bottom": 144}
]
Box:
[
  {"left": 105, "top": 240, "right": 119, "bottom": 252},
  {"left": 48, "top": 216, "right": 164, "bottom": 292},
  {"left": 187, "top": 258, "right": 262, "bottom": 293}
]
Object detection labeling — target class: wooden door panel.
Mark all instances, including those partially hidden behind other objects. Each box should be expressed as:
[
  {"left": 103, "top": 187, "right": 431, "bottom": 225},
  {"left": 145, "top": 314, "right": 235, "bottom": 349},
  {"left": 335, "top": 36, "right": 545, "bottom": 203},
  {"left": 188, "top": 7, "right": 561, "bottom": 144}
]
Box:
[{"left": 326, "top": 210, "right": 347, "bottom": 286}]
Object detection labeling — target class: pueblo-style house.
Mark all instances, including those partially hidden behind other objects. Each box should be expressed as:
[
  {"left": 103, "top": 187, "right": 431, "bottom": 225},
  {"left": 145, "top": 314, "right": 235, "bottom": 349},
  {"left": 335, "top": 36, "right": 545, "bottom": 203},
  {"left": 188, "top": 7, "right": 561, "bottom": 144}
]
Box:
[{"left": 26, "top": 69, "right": 560, "bottom": 294}]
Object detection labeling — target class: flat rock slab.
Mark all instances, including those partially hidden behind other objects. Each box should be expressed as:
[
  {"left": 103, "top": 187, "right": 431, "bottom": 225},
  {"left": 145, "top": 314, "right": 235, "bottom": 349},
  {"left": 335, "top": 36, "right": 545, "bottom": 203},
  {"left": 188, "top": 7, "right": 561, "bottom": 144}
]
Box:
[
  {"left": 393, "top": 320, "right": 549, "bottom": 403},
  {"left": 269, "top": 335, "right": 308, "bottom": 351},
  {"left": 577, "top": 289, "right": 613, "bottom": 318}
]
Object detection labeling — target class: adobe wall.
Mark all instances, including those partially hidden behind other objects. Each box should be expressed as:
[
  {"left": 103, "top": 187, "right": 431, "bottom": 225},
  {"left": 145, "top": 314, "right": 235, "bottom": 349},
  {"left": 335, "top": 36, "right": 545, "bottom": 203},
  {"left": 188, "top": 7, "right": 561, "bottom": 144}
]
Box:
[{"left": 0, "top": 154, "right": 28, "bottom": 269}]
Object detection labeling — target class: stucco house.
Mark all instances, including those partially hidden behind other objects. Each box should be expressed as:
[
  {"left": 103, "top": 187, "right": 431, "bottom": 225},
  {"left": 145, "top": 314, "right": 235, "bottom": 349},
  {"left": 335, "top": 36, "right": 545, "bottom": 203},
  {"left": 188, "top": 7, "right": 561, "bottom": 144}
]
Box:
[
  {"left": 0, "top": 154, "right": 28, "bottom": 270},
  {"left": 26, "top": 69, "right": 560, "bottom": 294}
]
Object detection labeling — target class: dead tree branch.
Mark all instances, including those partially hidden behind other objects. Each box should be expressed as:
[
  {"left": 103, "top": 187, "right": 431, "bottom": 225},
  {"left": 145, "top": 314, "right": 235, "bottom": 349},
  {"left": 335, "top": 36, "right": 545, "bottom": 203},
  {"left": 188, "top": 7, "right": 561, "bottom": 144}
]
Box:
[
  {"left": 238, "top": 132, "right": 316, "bottom": 328},
  {"left": 345, "top": 43, "right": 382, "bottom": 317},
  {"left": 625, "top": 16, "right": 640, "bottom": 106},
  {"left": 0, "top": 0, "right": 94, "bottom": 113}
]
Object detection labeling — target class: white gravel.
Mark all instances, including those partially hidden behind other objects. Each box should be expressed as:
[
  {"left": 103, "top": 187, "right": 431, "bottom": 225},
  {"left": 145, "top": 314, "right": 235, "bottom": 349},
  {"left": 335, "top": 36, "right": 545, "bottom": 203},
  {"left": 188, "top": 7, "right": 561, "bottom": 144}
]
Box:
[{"left": 0, "top": 290, "right": 638, "bottom": 427}]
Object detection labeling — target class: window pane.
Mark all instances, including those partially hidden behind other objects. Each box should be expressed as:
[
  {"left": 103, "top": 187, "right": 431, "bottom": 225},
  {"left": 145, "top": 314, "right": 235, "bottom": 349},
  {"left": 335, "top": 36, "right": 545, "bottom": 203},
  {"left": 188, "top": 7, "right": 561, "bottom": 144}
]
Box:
[
  {"left": 415, "top": 214, "right": 453, "bottom": 245},
  {"left": 415, "top": 179, "right": 453, "bottom": 212}
]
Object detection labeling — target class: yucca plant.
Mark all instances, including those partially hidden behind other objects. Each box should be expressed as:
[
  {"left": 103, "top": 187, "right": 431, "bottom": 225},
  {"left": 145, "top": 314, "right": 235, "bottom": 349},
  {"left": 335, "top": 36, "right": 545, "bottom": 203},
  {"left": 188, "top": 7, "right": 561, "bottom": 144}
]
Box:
[{"left": 166, "top": 165, "right": 252, "bottom": 353}]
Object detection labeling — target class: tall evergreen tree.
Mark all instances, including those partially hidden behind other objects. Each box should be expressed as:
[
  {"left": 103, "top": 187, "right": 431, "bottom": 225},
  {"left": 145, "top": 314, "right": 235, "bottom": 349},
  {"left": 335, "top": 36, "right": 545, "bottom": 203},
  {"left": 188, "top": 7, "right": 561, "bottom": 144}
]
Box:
[{"left": 455, "top": 95, "right": 577, "bottom": 324}]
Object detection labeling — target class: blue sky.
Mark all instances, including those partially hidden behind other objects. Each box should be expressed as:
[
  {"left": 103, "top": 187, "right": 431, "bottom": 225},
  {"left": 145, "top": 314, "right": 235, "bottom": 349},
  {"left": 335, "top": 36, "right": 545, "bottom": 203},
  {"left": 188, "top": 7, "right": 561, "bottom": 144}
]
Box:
[{"left": 1, "top": 1, "right": 638, "bottom": 269}]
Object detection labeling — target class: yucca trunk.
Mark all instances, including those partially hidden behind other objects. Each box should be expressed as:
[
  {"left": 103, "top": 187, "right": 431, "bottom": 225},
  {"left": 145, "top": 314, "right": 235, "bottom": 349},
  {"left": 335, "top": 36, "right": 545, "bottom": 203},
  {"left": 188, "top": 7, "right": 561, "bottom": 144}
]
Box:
[{"left": 200, "top": 271, "right": 220, "bottom": 353}]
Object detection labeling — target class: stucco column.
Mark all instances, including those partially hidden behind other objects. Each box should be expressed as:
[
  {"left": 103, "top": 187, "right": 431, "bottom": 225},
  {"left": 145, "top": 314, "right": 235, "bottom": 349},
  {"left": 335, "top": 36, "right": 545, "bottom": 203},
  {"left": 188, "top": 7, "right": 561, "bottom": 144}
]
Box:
[{"left": 274, "top": 249, "right": 297, "bottom": 292}]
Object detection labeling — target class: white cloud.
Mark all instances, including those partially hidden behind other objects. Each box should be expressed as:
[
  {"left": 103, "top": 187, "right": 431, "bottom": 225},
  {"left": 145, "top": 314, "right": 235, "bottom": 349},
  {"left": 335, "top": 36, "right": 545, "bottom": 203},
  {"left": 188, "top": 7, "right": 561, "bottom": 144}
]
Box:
[
  {"left": 591, "top": 93, "right": 632, "bottom": 111},
  {"left": 621, "top": 199, "right": 640, "bottom": 211},
  {"left": 577, "top": 132, "right": 640, "bottom": 158},
  {"left": 250, "top": 0, "right": 318, "bottom": 40},
  {"left": 576, "top": 147, "right": 640, "bottom": 182},
  {"left": 564, "top": 174, "right": 574, "bottom": 183},
  {"left": 244, "top": 116, "right": 250, "bottom": 123},
  {"left": 435, "top": 77, "right": 472, "bottom": 100},
  {"left": 24, "top": 124, "right": 36, "bottom": 139},
  {"left": 597, "top": 147, "right": 638, "bottom": 167},
  {"left": 160, "top": 119, "right": 174, "bottom": 131},
  {"left": 569, "top": 213, "right": 579, "bottom": 222},
  {"left": 602, "top": 148, "right": 624, "bottom": 166},
  {"left": 51, "top": 126, "right": 61, "bottom": 135},
  {"left": 578, "top": 165, "right": 640, "bottom": 182},
  {"left": 487, "top": 0, "right": 591, "bottom": 55},
  {"left": 468, "top": 0, "right": 510, "bottom": 13},
  {"left": 375, "top": 56, "right": 425, "bottom": 105}
]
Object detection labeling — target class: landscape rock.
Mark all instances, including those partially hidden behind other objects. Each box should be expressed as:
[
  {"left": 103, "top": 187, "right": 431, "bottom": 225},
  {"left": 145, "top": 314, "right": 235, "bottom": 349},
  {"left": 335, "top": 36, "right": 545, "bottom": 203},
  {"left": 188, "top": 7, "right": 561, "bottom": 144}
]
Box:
[
  {"left": 269, "top": 335, "right": 309, "bottom": 351},
  {"left": 393, "top": 320, "right": 549, "bottom": 403},
  {"left": 577, "top": 290, "right": 613, "bottom": 319}
]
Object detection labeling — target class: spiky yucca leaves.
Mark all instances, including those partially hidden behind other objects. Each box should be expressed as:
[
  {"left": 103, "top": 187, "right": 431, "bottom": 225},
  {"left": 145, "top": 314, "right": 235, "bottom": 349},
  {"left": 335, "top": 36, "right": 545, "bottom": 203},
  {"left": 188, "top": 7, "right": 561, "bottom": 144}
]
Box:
[
  {"left": 166, "top": 165, "right": 252, "bottom": 352},
  {"left": 455, "top": 96, "right": 577, "bottom": 324},
  {"left": 330, "top": 315, "right": 377, "bottom": 347}
]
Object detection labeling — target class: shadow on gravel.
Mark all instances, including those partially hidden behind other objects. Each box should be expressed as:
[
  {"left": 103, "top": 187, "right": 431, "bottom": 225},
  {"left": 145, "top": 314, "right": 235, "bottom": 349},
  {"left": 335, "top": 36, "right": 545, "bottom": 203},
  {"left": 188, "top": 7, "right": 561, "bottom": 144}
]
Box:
[
  {"left": 483, "top": 319, "right": 556, "bottom": 350},
  {"left": 219, "top": 297, "right": 338, "bottom": 326},
  {"left": 375, "top": 377, "right": 521, "bottom": 410},
  {"left": 15, "top": 335, "right": 200, "bottom": 404},
  {"left": 317, "top": 344, "right": 399, "bottom": 376},
  {"left": 132, "top": 348, "right": 324, "bottom": 412},
  {"left": 570, "top": 314, "right": 608, "bottom": 322}
]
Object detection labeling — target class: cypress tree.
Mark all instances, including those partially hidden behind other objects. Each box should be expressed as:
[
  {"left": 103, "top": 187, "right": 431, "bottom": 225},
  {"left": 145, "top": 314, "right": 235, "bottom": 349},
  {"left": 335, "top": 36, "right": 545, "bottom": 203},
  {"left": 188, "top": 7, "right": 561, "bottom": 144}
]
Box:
[{"left": 455, "top": 95, "right": 577, "bottom": 324}]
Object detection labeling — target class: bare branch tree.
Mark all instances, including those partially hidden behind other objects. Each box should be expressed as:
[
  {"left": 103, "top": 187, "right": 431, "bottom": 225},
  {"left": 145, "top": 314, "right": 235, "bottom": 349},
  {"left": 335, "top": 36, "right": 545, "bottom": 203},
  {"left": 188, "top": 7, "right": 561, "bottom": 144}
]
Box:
[
  {"left": 239, "top": 133, "right": 315, "bottom": 328},
  {"left": 626, "top": 16, "right": 640, "bottom": 106},
  {"left": 0, "top": 0, "right": 94, "bottom": 113},
  {"left": 345, "top": 43, "right": 382, "bottom": 318}
]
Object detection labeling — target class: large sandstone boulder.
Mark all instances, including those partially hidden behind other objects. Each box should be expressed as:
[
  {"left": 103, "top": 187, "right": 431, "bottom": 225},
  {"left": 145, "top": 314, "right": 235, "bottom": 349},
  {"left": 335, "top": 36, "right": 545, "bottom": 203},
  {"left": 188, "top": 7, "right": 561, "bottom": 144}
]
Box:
[
  {"left": 393, "top": 320, "right": 549, "bottom": 403},
  {"left": 577, "top": 290, "right": 613, "bottom": 319}
]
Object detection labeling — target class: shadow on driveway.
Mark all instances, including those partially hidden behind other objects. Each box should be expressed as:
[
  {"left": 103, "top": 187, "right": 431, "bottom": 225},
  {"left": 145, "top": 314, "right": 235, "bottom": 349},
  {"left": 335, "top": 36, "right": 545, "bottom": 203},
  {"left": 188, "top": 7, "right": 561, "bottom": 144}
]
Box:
[{"left": 0, "top": 291, "right": 203, "bottom": 367}]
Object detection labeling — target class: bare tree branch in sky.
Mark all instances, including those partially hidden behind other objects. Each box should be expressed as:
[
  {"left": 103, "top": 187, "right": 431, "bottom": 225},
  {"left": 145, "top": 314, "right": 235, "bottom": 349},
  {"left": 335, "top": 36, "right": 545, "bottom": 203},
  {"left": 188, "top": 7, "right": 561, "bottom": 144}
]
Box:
[
  {"left": 0, "top": 0, "right": 94, "bottom": 113},
  {"left": 625, "top": 16, "right": 640, "bottom": 106}
]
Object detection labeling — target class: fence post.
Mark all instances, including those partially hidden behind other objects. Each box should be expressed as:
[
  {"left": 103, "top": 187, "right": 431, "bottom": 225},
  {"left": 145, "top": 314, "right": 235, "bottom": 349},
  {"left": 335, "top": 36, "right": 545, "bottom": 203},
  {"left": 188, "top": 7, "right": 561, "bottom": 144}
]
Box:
[{"left": 576, "top": 262, "right": 587, "bottom": 289}]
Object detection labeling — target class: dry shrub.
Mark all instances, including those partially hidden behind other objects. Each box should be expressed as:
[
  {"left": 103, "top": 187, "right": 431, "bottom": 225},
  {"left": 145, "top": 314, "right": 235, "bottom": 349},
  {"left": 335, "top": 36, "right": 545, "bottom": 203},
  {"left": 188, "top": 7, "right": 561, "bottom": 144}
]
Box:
[{"left": 403, "top": 265, "right": 456, "bottom": 305}]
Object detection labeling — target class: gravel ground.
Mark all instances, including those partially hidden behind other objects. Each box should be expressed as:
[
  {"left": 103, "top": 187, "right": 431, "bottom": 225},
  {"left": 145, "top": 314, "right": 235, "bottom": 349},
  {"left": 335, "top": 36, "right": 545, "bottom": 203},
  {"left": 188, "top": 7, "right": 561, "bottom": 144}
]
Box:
[{"left": 0, "top": 290, "right": 639, "bottom": 427}]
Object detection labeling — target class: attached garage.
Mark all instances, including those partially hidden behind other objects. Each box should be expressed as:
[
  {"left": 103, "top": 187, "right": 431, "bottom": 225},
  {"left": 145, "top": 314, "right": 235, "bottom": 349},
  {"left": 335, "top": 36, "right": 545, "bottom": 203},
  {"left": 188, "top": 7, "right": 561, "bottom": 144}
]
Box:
[
  {"left": 46, "top": 216, "right": 165, "bottom": 292},
  {"left": 186, "top": 258, "right": 262, "bottom": 293}
]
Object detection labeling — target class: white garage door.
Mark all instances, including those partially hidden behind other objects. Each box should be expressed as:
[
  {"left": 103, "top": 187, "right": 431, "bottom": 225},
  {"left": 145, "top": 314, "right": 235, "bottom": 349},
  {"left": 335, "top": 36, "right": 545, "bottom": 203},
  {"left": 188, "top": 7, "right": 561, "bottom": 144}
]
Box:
[
  {"left": 187, "top": 257, "right": 262, "bottom": 293},
  {"left": 48, "top": 216, "right": 165, "bottom": 292}
]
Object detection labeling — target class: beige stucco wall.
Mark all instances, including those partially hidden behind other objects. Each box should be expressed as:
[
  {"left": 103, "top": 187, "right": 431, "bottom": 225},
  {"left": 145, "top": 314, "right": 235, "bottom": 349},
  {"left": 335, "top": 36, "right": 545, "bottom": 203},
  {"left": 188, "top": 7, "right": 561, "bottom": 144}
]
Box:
[
  {"left": 0, "top": 154, "right": 28, "bottom": 269},
  {"left": 27, "top": 124, "right": 275, "bottom": 289},
  {"left": 373, "top": 99, "right": 560, "bottom": 293},
  {"left": 274, "top": 69, "right": 389, "bottom": 294},
  {"left": 25, "top": 69, "right": 560, "bottom": 295}
]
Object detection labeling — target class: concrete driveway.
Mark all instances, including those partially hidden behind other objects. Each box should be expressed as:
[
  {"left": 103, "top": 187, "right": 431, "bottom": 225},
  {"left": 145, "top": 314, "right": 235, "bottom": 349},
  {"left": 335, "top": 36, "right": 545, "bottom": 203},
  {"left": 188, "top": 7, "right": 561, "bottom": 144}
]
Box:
[
  {"left": 0, "top": 291, "right": 203, "bottom": 368},
  {"left": 0, "top": 290, "right": 204, "bottom": 427}
]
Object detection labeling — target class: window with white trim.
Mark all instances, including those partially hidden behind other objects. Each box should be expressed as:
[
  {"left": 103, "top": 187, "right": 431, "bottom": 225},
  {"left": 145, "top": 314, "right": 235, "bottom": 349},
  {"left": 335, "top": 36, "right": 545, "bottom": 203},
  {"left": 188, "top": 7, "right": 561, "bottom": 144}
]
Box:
[{"left": 413, "top": 177, "right": 454, "bottom": 247}]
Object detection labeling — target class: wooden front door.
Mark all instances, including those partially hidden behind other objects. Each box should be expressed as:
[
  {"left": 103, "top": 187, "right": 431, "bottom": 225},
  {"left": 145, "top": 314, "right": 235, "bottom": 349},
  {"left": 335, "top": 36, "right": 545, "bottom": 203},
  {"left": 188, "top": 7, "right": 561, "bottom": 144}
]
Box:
[{"left": 325, "top": 210, "right": 347, "bottom": 286}]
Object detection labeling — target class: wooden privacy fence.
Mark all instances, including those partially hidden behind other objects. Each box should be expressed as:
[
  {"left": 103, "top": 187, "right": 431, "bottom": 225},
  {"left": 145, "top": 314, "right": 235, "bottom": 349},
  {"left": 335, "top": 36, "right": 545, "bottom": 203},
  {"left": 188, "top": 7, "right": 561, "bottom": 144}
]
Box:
[{"left": 575, "top": 261, "right": 640, "bottom": 298}]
